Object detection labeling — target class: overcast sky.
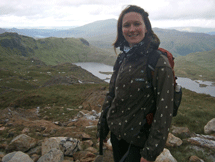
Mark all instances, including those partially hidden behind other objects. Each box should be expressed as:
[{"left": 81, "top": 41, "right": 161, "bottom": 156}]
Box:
[{"left": 1, "top": 0, "right": 215, "bottom": 29}]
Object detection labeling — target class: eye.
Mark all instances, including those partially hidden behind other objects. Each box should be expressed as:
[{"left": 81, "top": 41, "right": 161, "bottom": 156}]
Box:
[
  {"left": 123, "top": 23, "right": 130, "bottom": 28},
  {"left": 134, "top": 22, "right": 141, "bottom": 26}
]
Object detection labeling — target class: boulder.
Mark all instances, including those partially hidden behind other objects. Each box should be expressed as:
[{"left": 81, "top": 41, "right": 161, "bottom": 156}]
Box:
[
  {"left": 204, "top": 118, "right": 215, "bottom": 134},
  {"left": 2, "top": 151, "right": 33, "bottom": 162},
  {"left": 42, "top": 137, "right": 65, "bottom": 155},
  {"left": 166, "top": 133, "right": 183, "bottom": 147},
  {"left": 155, "top": 148, "right": 177, "bottom": 162},
  {"left": 59, "top": 138, "right": 81, "bottom": 156},
  {"left": 37, "top": 148, "right": 64, "bottom": 162},
  {"left": 187, "top": 134, "right": 215, "bottom": 150},
  {"left": 42, "top": 137, "right": 81, "bottom": 156},
  {"left": 6, "top": 134, "right": 37, "bottom": 153},
  {"left": 171, "top": 126, "right": 192, "bottom": 138}
]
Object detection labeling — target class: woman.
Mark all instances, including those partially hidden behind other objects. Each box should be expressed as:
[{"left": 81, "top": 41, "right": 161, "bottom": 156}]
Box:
[{"left": 97, "top": 5, "right": 174, "bottom": 162}]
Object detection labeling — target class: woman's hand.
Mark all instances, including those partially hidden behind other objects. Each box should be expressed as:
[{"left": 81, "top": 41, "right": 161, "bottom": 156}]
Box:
[{"left": 140, "top": 157, "right": 153, "bottom": 162}]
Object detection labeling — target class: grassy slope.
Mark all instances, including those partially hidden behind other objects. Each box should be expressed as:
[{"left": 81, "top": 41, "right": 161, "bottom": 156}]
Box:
[
  {"left": 170, "top": 89, "right": 215, "bottom": 162},
  {"left": 174, "top": 49, "right": 215, "bottom": 82},
  {"left": 0, "top": 33, "right": 116, "bottom": 66},
  {"left": 0, "top": 54, "right": 106, "bottom": 109}
]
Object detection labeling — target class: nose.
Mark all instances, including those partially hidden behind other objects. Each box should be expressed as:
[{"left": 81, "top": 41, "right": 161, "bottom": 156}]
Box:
[{"left": 129, "top": 24, "right": 135, "bottom": 32}]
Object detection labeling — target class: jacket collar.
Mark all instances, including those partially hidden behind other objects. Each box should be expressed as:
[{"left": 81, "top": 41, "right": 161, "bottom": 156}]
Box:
[{"left": 119, "top": 35, "right": 160, "bottom": 55}]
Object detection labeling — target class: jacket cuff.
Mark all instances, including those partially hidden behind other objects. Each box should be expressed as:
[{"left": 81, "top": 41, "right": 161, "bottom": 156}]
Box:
[{"left": 140, "top": 148, "right": 161, "bottom": 161}]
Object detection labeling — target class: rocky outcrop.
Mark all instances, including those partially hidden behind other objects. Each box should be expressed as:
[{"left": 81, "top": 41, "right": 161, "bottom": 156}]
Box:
[
  {"left": 204, "top": 118, "right": 215, "bottom": 134},
  {"left": 1, "top": 108, "right": 215, "bottom": 162}
]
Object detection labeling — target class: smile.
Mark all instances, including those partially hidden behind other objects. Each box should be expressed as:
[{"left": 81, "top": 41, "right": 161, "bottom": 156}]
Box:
[{"left": 128, "top": 34, "right": 139, "bottom": 37}]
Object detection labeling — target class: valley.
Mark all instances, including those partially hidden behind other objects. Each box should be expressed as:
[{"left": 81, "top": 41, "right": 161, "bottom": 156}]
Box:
[{"left": 0, "top": 21, "right": 215, "bottom": 161}]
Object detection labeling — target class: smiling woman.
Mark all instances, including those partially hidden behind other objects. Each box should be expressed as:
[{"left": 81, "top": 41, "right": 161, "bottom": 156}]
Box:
[
  {"left": 122, "top": 12, "right": 147, "bottom": 47},
  {"left": 97, "top": 5, "right": 174, "bottom": 162}
]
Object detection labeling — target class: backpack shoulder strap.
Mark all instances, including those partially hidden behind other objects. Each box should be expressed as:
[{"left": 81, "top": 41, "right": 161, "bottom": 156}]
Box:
[{"left": 147, "top": 50, "right": 161, "bottom": 83}]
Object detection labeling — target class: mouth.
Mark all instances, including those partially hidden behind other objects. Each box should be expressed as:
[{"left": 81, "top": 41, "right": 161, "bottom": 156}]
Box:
[{"left": 128, "top": 34, "right": 138, "bottom": 38}]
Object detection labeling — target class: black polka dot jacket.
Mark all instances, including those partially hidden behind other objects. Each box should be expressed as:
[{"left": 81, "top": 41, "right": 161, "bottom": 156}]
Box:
[{"left": 97, "top": 42, "right": 174, "bottom": 161}]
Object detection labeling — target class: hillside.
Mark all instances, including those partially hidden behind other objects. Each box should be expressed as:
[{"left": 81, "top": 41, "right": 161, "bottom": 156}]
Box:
[
  {"left": 0, "top": 32, "right": 116, "bottom": 66},
  {"left": 174, "top": 49, "right": 215, "bottom": 82},
  {"left": 0, "top": 53, "right": 106, "bottom": 109},
  {"left": 4, "top": 19, "right": 215, "bottom": 57},
  {"left": 153, "top": 28, "right": 215, "bottom": 56}
]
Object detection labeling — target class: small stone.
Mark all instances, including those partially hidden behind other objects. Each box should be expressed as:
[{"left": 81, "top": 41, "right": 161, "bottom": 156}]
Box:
[{"left": 189, "top": 155, "right": 204, "bottom": 162}]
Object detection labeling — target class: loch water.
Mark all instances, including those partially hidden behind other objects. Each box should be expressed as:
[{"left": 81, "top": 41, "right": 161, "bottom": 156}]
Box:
[{"left": 74, "top": 62, "right": 215, "bottom": 97}]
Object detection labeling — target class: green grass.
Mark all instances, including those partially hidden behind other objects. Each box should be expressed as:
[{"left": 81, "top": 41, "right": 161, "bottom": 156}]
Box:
[
  {"left": 168, "top": 142, "right": 215, "bottom": 162},
  {"left": 169, "top": 88, "right": 215, "bottom": 161},
  {"left": 174, "top": 49, "right": 215, "bottom": 82},
  {"left": 172, "top": 88, "right": 215, "bottom": 134},
  {"left": 0, "top": 33, "right": 116, "bottom": 66}
]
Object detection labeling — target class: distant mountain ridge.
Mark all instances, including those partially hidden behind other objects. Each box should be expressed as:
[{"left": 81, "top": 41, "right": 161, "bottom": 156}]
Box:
[
  {"left": 0, "top": 32, "right": 116, "bottom": 66},
  {"left": 2, "top": 19, "right": 215, "bottom": 56},
  {"left": 170, "top": 27, "right": 215, "bottom": 35},
  {"left": 0, "top": 28, "right": 6, "bottom": 34}
]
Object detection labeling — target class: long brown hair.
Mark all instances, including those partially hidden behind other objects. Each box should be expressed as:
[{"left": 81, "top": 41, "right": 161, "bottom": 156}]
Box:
[{"left": 113, "top": 5, "right": 159, "bottom": 53}]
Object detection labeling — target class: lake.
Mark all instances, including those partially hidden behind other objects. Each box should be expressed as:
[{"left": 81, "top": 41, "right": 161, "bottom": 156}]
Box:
[{"left": 74, "top": 62, "right": 215, "bottom": 97}]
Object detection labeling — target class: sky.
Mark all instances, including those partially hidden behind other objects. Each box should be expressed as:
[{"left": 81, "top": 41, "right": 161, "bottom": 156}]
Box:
[{"left": 0, "top": 0, "right": 215, "bottom": 29}]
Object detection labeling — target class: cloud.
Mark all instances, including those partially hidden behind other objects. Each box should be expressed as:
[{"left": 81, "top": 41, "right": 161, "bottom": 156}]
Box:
[
  {"left": 0, "top": 0, "right": 215, "bottom": 28},
  {"left": 146, "top": 0, "right": 215, "bottom": 20}
]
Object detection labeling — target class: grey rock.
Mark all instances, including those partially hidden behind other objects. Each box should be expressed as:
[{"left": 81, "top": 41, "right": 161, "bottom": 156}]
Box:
[
  {"left": 60, "top": 138, "right": 81, "bottom": 156},
  {"left": 37, "top": 148, "right": 64, "bottom": 162},
  {"left": 42, "top": 137, "right": 81, "bottom": 156},
  {"left": 187, "top": 135, "right": 215, "bottom": 150},
  {"left": 155, "top": 148, "right": 177, "bottom": 162},
  {"left": 6, "top": 134, "right": 37, "bottom": 152},
  {"left": 204, "top": 118, "right": 215, "bottom": 134},
  {"left": 2, "top": 151, "right": 33, "bottom": 162},
  {"left": 166, "top": 133, "right": 183, "bottom": 147},
  {"left": 27, "top": 146, "right": 41, "bottom": 156}
]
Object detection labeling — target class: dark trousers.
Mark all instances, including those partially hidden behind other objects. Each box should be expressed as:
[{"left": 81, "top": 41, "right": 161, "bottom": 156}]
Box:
[{"left": 110, "top": 132, "right": 142, "bottom": 162}]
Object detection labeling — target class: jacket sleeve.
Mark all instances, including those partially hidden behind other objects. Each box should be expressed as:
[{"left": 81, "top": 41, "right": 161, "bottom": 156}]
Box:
[
  {"left": 97, "top": 54, "right": 122, "bottom": 138},
  {"left": 140, "top": 56, "right": 174, "bottom": 161}
]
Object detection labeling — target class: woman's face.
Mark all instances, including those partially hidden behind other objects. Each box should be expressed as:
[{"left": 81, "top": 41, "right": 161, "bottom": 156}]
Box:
[{"left": 122, "top": 12, "right": 147, "bottom": 48}]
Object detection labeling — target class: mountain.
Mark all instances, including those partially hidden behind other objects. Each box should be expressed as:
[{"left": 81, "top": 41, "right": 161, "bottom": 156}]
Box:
[
  {"left": 153, "top": 28, "right": 215, "bottom": 56},
  {"left": 5, "top": 28, "right": 61, "bottom": 38},
  {"left": 0, "top": 28, "right": 6, "bottom": 34},
  {"left": 54, "top": 19, "right": 117, "bottom": 38},
  {"left": 3, "top": 19, "right": 215, "bottom": 57},
  {"left": 0, "top": 32, "right": 116, "bottom": 66},
  {"left": 169, "top": 27, "right": 215, "bottom": 35}
]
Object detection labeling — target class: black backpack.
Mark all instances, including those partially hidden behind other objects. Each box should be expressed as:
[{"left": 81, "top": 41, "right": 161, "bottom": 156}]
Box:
[{"left": 147, "top": 48, "right": 182, "bottom": 117}]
